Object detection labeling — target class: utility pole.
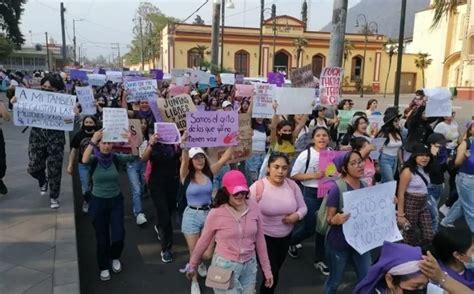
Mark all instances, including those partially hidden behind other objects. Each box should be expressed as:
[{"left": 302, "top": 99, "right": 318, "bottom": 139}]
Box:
[
  {"left": 220, "top": 0, "right": 225, "bottom": 71},
  {"left": 139, "top": 17, "right": 145, "bottom": 71},
  {"left": 60, "top": 2, "right": 67, "bottom": 67},
  {"left": 258, "top": 0, "right": 264, "bottom": 76},
  {"left": 272, "top": 4, "right": 276, "bottom": 72},
  {"left": 73, "top": 19, "right": 84, "bottom": 64},
  {"left": 78, "top": 46, "right": 81, "bottom": 65},
  {"left": 45, "top": 32, "right": 51, "bottom": 71},
  {"left": 210, "top": 0, "right": 221, "bottom": 74},
  {"left": 148, "top": 24, "right": 155, "bottom": 69},
  {"left": 394, "top": 0, "right": 407, "bottom": 107},
  {"left": 328, "top": 0, "right": 348, "bottom": 67},
  {"left": 111, "top": 43, "right": 121, "bottom": 69}
]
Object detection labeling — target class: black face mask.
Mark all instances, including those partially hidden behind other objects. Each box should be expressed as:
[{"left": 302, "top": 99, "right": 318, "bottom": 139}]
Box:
[
  {"left": 280, "top": 133, "right": 293, "bottom": 141},
  {"left": 402, "top": 288, "right": 427, "bottom": 294},
  {"left": 83, "top": 125, "right": 96, "bottom": 132}
]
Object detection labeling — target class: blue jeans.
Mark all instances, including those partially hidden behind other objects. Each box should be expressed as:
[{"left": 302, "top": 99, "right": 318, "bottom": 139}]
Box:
[
  {"left": 78, "top": 163, "right": 91, "bottom": 202},
  {"left": 442, "top": 199, "right": 463, "bottom": 225},
  {"left": 379, "top": 153, "right": 398, "bottom": 183},
  {"left": 181, "top": 206, "right": 209, "bottom": 235},
  {"left": 427, "top": 184, "right": 444, "bottom": 233},
  {"left": 291, "top": 186, "right": 326, "bottom": 262},
  {"left": 211, "top": 255, "right": 258, "bottom": 294},
  {"left": 245, "top": 153, "right": 265, "bottom": 185},
  {"left": 457, "top": 173, "right": 474, "bottom": 232},
  {"left": 126, "top": 159, "right": 145, "bottom": 216},
  {"left": 324, "top": 245, "right": 371, "bottom": 294}
]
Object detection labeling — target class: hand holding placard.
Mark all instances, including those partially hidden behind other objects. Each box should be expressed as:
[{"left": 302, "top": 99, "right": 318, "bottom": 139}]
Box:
[{"left": 186, "top": 111, "right": 239, "bottom": 148}]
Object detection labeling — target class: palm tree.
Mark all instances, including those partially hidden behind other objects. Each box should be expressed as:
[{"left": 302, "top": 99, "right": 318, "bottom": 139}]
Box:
[
  {"left": 383, "top": 38, "right": 398, "bottom": 97},
  {"left": 431, "top": 0, "right": 459, "bottom": 29},
  {"left": 414, "top": 52, "right": 433, "bottom": 88},
  {"left": 294, "top": 37, "right": 308, "bottom": 67}
]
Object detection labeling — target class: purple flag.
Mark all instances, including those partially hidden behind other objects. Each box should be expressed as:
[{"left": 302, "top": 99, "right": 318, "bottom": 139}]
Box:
[{"left": 267, "top": 72, "right": 284, "bottom": 87}]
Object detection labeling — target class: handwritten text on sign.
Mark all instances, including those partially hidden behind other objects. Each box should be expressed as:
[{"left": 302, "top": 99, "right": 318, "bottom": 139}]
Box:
[
  {"left": 13, "top": 88, "right": 76, "bottom": 131},
  {"left": 186, "top": 111, "right": 239, "bottom": 148},
  {"left": 103, "top": 108, "right": 129, "bottom": 143},
  {"left": 157, "top": 94, "right": 197, "bottom": 130},
  {"left": 75, "top": 86, "right": 96, "bottom": 115},
  {"left": 290, "top": 64, "right": 314, "bottom": 88},
  {"left": 342, "top": 181, "right": 402, "bottom": 255},
  {"left": 252, "top": 84, "right": 274, "bottom": 119},
  {"left": 154, "top": 122, "right": 181, "bottom": 145},
  {"left": 320, "top": 67, "right": 343, "bottom": 105},
  {"left": 125, "top": 79, "right": 157, "bottom": 102}
]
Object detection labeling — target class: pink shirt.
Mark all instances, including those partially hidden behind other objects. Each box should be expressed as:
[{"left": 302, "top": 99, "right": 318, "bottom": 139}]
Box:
[
  {"left": 189, "top": 200, "right": 272, "bottom": 279},
  {"left": 249, "top": 178, "right": 307, "bottom": 238}
]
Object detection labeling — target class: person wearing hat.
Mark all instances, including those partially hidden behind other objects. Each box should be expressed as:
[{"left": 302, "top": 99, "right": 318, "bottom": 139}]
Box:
[
  {"left": 310, "top": 105, "right": 337, "bottom": 129},
  {"left": 376, "top": 107, "right": 403, "bottom": 183},
  {"left": 222, "top": 100, "right": 233, "bottom": 111},
  {"left": 180, "top": 144, "right": 234, "bottom": 294},
  {"left": 184, "top": 170, "right": 274, "bottom": 293},
  {"left": 397, "top": 143, "right": 434, "bottom": 247}
]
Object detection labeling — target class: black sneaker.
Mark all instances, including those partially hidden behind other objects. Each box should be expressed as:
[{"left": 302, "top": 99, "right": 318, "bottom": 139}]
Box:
[
  {"left": 0, "top": 180, "right": 7, "bottom": 194},
  {"left": 161, "top": 250, "right": 173, "bottom": 263},
  {"left": 40, "top": 179, "right": 48, "bottom": 196},
  {"left": 154, "top": 225, "right": 161, "bottom": 241},
  {"left": 288, "top": 245, "right": 299, "bottom": 259}
]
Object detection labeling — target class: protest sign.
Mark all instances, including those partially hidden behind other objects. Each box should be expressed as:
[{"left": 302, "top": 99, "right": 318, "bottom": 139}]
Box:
[
  {"left": 190, "top": 70, "right": 211, "bottom": 84},
  {"left": 186, "top": 111, "right": 239, "bottom": 148},
  {"left": 370, "top": 137, "right": 386, "bottom": 160},
  {"left": 342, "top": 181, "right": 402, "bottom": 254},
  {"left": 29, "top": 77, "right": 42, "bottom": 89},
  {"left": 112, "top": 119, "right": 143, "bottom": 155},
  {"left": 87, "top": 74, "right": 106, "bottom": 87},
  {"left": 75, "top": 86, "right": 96, "bottom": 115},
  {"left": 169, "top": 85, "right": 189, "bottom": 97},
  {"left": 274, "top": 87, "right": 314, "bottom": 115},
  {"left": 252, "top": 84, "right": 274, "bottom": 119},
  {"left": 147, "top": 94, "right": 163, "bottom": 122},
  {"left": 171, "top": 69, "right": 191, "bottom": 78},
  {"left": 267, "top": 72, "right": 285, "bottom": 87},
  {"left": 125, "top": 79, "right": 157, "bottom": 102},
  {"left": 208, "top": 113, "right": 252, "bottom": 164},
  {"left": 235, "top": 74, "right": 244, "bottom": 84},
  {"left": 154, "top": 122, "right": 181, "bottom": 145},
  {"left": 337, "top": 110, "right": 356, "bottom": 134},
  {"left": 368, "top": 114, "right": 384, "bottom": 135},
  {"left": 290, "top": 64, "right": 314, "bottom": 88},
  {"left": 70, "top": 69, "right": 88, "bottom": 81},
  {"left": 150, "top": 69, "right": 164, "bottom": 81},
  {"left": 157, "top": 94, "right": 196, "bottom": 130},
  {"left": 209, "top": 76, "right": 217, "bottom": 88},
  {"left": 235, "top": 85, "right": 254, "bottom": 97},
  {"left": 424, "top": 87, "right": 452, "bottom": 117},
  {"left": 103, "top": 108, "right": 129, "bottom": 142},
  {"left": 13, "top": 88, "right": 75, "bottom": 131},
  {"left": 317, "top": 150, "right": 347, "bottom": 198},
  {"left": 106, "top": 71, "right": 123, "bottom": 83},
  {"left": 220, "top": 73, "right": 235, "bottom": 85},
  {"left": 175, "top": 76, "right": 190, "bottom": 86},
  {"left": 320, "top": 67, "right": 343, "bottom": 105}
]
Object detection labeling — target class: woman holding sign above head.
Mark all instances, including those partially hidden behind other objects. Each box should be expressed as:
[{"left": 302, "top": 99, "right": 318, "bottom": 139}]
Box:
[{"left": 179, "top": 139, "right": 235, "bottom": 294}]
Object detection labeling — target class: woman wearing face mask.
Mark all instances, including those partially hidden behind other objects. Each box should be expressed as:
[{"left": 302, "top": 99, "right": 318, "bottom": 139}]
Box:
[
  {"left": 67, "top": 116, "right": 98, "bottom": 213},
  {"left": 82, "top": 129, "right": 136, "bottom": 281},
  {"left": 249, "top": 154, "right": 307, "bottom": 294},
  {"left": 397, "top": 144, "right": 433, "bottom": 247},
  {"left": 323, "top": 151, "right": 372, "bottom": 294},
  {"left": 287, "top": 127, "right": 330, "bottom": 274},
  {"left": 185, "top": 170, "right": 274, "bottom": 293},
  {"left": 245, "top": 118, "right": 270, "bottom": 184}
]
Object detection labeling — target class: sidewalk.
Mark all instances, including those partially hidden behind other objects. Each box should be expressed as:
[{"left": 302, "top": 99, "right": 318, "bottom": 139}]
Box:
[{"left": 0, "top": 96, "right": 80, "bottom": 294}]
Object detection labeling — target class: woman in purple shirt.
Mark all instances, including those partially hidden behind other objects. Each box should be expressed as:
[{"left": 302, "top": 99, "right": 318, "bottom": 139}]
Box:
[{"left": 324, "top": 151, "right": 372, "bottom": 294}]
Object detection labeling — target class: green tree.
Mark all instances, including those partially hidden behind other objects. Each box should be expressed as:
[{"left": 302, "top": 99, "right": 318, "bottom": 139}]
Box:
[
  {"left": 0, "top": 0, "right": 26, "bottom": 46},
  {"left": 431, "top": 0, "right": 458, "bottom": 29},
  {"left": 383, "top": 38, "right": 398, "bottom": 97},
  {"left": 193, "top": 15, "right": 205, "bottom": 25},
  {"left": 414, "top": 52, "right": 433, "bottom": 88},
  {"left": 0, "top": 36, "right": 15, "bottom": 58},
  {"left": 294, "top": 36, "right": 308, "bottom": 67},
  {"left": 301, "top": 0, "right": 308, "bottom": 31},
  {"left": 343, "top": 39, "right": 354, "bottom": 68}
]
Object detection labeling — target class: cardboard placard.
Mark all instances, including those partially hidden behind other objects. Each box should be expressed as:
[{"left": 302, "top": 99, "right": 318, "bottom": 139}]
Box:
[
  {"left": 319, "top": 67, "right": 343, "bottom": 105},
  {"left": 157, "top": 94, "right": 197, "bottom": 130}
]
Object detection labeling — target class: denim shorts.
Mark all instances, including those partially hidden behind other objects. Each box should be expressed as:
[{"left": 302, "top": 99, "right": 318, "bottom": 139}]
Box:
[
  {"left": 211, "top": 255, "right": 258, "bottom": 294},
  {"left": 181, "top": 206, "right": 209, "bottom": 235}
]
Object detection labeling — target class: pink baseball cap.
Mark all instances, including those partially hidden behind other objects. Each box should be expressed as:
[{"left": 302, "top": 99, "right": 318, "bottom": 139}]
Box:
[{"left": 222, "top": 170, "right": 249, "bottom": 195}]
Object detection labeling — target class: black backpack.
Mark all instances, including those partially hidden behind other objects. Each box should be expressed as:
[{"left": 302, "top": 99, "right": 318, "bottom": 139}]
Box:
[{"left": 176, "top": 173, "right": 214, "bottom": 214}]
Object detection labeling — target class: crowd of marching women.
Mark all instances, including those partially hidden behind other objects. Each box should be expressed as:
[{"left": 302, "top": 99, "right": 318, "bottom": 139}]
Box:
[{"left": 2, "top": 68, "right": 474, "bottom": 294}]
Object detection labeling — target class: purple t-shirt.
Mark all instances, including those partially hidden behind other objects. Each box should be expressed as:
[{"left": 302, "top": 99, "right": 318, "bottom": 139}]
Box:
[{"left": 326, "top": 182, "right": 358, "bottom": 251}]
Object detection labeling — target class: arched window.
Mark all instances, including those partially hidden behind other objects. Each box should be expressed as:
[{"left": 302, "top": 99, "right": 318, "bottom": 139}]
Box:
[
  {"left": 187, "top": 48, "right": 203, "bottom": 68},
  {"left": 312, "top": 54, "right": 325, "bottom": 78},
  {"left": 351, "top": 55, "right": 363, "bottom": 81},
  {"left": 234, "top": 50, "right": 250, "bottom": 77}
]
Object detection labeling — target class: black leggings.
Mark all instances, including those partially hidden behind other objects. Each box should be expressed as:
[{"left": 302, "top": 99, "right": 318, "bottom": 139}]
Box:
[
  {"left": 259, "top": 234, "right": 291, "bottom": 294},
  {"left": 0, "top": 129, "right": 6, "bottom": 179}
]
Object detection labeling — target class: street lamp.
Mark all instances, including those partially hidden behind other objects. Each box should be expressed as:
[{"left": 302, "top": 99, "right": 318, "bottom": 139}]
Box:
[
  {"left": 73, "top": 18, "right": 84, "bottom": 64},
  {"left": 220, "top": 0, "right": 235, "bottom": 71},
  {"left": 355, "top": 14, "right": 378, "bottom": 98}
]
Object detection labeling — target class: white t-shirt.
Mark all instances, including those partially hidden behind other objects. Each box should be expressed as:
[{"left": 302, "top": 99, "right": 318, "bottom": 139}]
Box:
[
  {"left": 434, "top": 121, "right": 459, "bottom": 149},
  {"left": 291, "top": 147, "right": 320, "bottom": 188},
  {"left": 252, "top": 129, "right": 267, "bottom": 153}
]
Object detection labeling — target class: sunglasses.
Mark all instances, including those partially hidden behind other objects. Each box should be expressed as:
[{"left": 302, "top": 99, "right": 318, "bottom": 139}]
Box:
[{"left": 232, "top": 191, "right": 249, "bottom": 197}]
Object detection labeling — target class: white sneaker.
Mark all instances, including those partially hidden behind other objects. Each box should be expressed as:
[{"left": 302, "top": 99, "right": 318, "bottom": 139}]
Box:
[
  {"left": 440, "top": 220, "right": 455, "bottom": 228},
  {"left": 82, "top": 201, "right": 89, "bottom": 213},
  {"left": 50, "top": 198, "right": 60, "bottom": 209},
  {"left": 100, "top": 269, "right": 111, "bottom": 281},
  {"left": 136, "top": 213, "right": 147, "bottom": 225},
  {"left": 295, "top": 243, "right": 303, "bottom": 249},
  {"left": 197, "top": 263, "right": 207, "bottom": 278},
  {"left": 439, "top": 204, "right": 450, "bottom": 216},
  {"left": 112, "top": 259, "right": 122, "bottom": 273},
  {"left": 191, "top": 282, "right": 201, "bottom": 294}
]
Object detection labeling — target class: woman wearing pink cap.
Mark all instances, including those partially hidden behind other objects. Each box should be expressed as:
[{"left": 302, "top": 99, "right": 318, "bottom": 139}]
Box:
[{"left": 185, "top": 170, "right": 274, "bottom": 293}]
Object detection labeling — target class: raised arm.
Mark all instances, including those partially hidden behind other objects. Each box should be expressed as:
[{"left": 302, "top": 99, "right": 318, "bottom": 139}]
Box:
[
  {"left": 210, "top": 146, "right": 234, "bottom": 175},
  {"left": 82, "top": 130, "right": 102, "bottom": 164}
]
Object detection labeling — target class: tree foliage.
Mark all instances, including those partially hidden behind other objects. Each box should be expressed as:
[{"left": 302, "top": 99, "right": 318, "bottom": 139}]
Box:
[
  {"left": 431, "top": 0, "right": 458, "bottom": 29},
  {"left": 294, "top": 36, "right": 308, "bottom": 67},
  {"left": 193, "top": 15, "right": 205, "bottom": 25},
  {"left": 0, "top": 35, "right": 14, "bottom": 58},
  {"left": 414, "top": 52, "right": 433, "bottom": 88},
  {"left": 124, "top": 2, "right": 180, "bottom": 66},
  {"left": 301, "top": 0, "right": 308, "bottom": 31},
  {"left": 0, "top": 0, "right": 26, "bottom": 46}
]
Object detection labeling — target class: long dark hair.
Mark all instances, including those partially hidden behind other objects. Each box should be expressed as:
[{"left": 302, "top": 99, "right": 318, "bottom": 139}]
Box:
[
  {"left": 401, "top": 153, "right": 432, "bottom": 174},
  {"left": 266, "top": 153, "right": 290, "bottom": 176},
  {"left": 366, "top": 99, "right": 377, "bottom": 110},
  {"left": 212, "top": 187, "right": 249, "bottom": 208},
  {"left": 432, "top": 227, "right": 473, "bottom": 264},
  {"left": 340, "top": 151, "right": 363, "bottom": 177},
  {"left": 346, "top": 116, "right": 370, "bottom": 138},
  {"left": 376, "top": 120, "right": 402, "bottom": 146},
  {"left": 188, "top": 155, "right": 213, "bottom": 181},
  {"left": 41, "top": 73, "right": 65, "bottom": 91},
  {"left": 276, "top": 120, "right": 294, "bottom": 145}
]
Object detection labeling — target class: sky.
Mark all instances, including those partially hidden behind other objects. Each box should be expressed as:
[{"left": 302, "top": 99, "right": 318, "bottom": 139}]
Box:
[{"left": 20, "top": 0, "right": 360, "bottom": 59}]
